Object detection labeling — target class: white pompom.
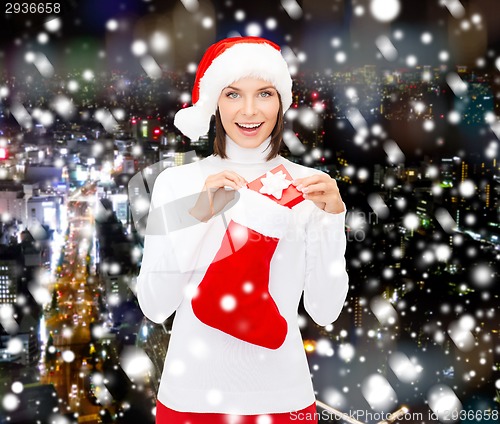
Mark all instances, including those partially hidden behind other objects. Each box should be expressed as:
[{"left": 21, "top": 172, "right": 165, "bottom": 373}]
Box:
[{"left": 173, "top": 105, "right": 212, "bottom": 140}]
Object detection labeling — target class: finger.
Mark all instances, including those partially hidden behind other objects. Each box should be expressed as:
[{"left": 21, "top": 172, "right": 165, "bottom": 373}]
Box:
[
  {"left": 301, "top": 182, "right": 330, "bottom": 195},
  {"left": 292, "top": 175, "right": 322, "bottom": 187},
  {"left": 206, "top": 177, "right": 241, "bottom": 191},
  {"left": 303, "top": 192, "right": 326, "bottom": 201},
  {"left": 222, "top": 170, "right": 248, "bottom": 186},
  {"left": 293, "top": 174, "right": 330, "bottom": 189},
  {"left": 219, "top": 177, "right": 243, "bottom": 190},
  {"left": 207, "top": 172, "right": 245, "bottom": 190}
]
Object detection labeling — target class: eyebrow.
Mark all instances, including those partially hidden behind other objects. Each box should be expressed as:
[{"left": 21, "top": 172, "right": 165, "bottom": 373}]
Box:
[{"left": 225, "top": 85, "right": 276, "bottom": 91}]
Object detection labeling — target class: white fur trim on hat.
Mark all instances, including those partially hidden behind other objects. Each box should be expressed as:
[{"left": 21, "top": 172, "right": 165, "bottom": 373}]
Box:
[
  {"left": 174, "top": 42, "right": 293, "bottom": 140},
  {"left": 174, "top": 105, "right": 212, "bottom": 141}
]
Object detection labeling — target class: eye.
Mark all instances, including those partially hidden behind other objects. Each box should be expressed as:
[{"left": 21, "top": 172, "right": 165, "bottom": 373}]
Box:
[
  {"left": 225, "top": 91, "right": 240, "bottom": 99},
  {"left": 259, "top": 91, "right": 273, "bottom": 98}
]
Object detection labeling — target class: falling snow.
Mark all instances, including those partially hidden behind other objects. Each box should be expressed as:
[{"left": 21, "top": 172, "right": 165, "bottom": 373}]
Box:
[
  {"left": 0, "top": 1, "right": 499, "bottom": 422},
  {"left": 370, "top": 0, "right": 401, "bottom": 22},
  {"left": 362, "top": 374, "right": 398, "bottom": 411}
]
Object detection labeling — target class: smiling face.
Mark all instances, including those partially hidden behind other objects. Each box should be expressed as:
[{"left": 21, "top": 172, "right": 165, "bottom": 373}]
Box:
[{"left": 217, "top": 77, "right": 280, "bottom": 149}]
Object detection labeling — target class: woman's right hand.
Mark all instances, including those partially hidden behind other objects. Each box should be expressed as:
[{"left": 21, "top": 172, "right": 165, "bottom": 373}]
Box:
[{"left": 189, "top": 171, "right": 247, "bottom": 222}]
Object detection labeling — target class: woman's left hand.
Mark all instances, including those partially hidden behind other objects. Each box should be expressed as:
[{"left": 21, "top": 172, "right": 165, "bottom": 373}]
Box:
[{"left": 292, "top": 174, "right": 345, "bottom": 214}]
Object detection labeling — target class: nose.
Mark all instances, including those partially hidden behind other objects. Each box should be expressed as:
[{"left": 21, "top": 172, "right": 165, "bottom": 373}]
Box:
[{"left": 241, "top": 96, "right": 257, "bottom": 116}]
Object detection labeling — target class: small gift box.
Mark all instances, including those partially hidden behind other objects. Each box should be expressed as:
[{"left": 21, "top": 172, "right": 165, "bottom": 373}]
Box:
[{"left": 246, "top": 164, "right": 304, "bottom": 209}]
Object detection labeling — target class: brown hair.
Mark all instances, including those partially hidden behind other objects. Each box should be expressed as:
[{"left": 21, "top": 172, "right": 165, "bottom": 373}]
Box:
[{"left": 213, "top": 94, "right": 284, "bottom": 161}]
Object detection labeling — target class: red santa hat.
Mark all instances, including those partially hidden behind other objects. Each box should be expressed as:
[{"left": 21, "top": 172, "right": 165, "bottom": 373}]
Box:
[{"left": 174, "top": 36, "right": 293, "bottom": 140}]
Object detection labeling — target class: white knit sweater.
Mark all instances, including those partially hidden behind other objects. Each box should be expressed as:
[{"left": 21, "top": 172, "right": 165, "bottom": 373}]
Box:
[{"left": 136, "top": 137, "right": 349, "bottom": 414}]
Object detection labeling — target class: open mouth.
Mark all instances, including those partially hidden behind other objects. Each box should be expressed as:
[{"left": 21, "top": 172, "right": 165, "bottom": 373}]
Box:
[{"left": 236, "top": 122, "right": 263, "bottom": 129}]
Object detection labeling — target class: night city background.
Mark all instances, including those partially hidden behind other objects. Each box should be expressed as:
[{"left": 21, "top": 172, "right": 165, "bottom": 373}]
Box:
[{"left": 0, "top": 1, "right": 499, "bottom": 423}]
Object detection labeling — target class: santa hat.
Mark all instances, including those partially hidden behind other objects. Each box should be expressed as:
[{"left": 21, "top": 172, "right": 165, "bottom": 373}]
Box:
[{"left": 174, "top": 36, "right": 293, "bottom": 140}]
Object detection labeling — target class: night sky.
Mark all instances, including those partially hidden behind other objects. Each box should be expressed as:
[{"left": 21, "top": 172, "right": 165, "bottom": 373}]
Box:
[
  {"left": 2, "top": 0, "right": 500, "bottom": 70},
  {"left": 2, "top": 0, "right": 500, "bottom": 161}
]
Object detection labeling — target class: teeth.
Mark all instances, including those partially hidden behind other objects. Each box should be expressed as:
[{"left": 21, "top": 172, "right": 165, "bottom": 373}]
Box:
[{"left": 237, "top": 123, "right": 262, "bottom": 129}]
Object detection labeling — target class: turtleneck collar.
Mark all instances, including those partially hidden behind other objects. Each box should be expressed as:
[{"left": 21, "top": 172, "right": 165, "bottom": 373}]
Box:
[{"left": 224, "top": 135, "right": 274, "bottom": 164}]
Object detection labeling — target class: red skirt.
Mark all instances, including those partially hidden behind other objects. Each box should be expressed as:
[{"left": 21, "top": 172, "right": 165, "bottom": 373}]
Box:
[{"left": 156, "top": 400, "right": 318, "bottom": 423}]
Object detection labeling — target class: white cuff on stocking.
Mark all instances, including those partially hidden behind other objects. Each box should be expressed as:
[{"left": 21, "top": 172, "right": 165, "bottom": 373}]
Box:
[{"left": 229, "top": 188, "right": 292, "bottom": 239}]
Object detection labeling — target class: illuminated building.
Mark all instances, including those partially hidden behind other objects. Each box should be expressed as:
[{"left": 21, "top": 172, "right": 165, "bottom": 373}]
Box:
[
  {"left": 26, "top": 196, "right": 62, "bottom": 232},
  {"left": 363, "top": 65, "right": 377, "bottom": 84},
  {"left": 461, "top": 161, "right": 468, "bottom": 182},
  {"left": 373, "top": 160, "right": 387, "bottom": 187},
  {"left": 130, "top": 117, "right": 164, "bottom": 142},
  {"left": 0, "top": 255, "right": 19, "bottom": 305},
  {"left": 0, "top": 245, "right": 41, "bottom": 367},
  {"left": 483, "top": 183, "right": 490, "bottom": 208},
  {"left": 354, "top": 297, "right": 363, "bottom": 328},
  {"left": 110, "top": 193, "right": 129, "bottom": 225},
  {"left": 0, "top": 181, "right": 25, "bottom": 223},
  {"left": 0, "top": 314, "right": 40, "bottom": 366}
]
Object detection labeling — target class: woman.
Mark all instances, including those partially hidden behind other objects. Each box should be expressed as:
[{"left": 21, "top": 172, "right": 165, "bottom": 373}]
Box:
[{"left": 137, "top": 36, "right": 348, "bottom": 423}]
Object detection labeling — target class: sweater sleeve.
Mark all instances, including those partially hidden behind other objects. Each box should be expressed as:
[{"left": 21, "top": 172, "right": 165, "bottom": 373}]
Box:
[
  {"left": 303, "top": 203, "right": 349, "bottom": 326},
  {"left": 136, "top": 171, "right": 198, "bottom": 324}
]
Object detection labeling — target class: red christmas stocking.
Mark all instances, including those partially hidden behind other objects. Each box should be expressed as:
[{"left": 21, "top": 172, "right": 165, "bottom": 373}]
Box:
[{"left": 191, "top": 178, "right": 301, "bottom": 349}]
